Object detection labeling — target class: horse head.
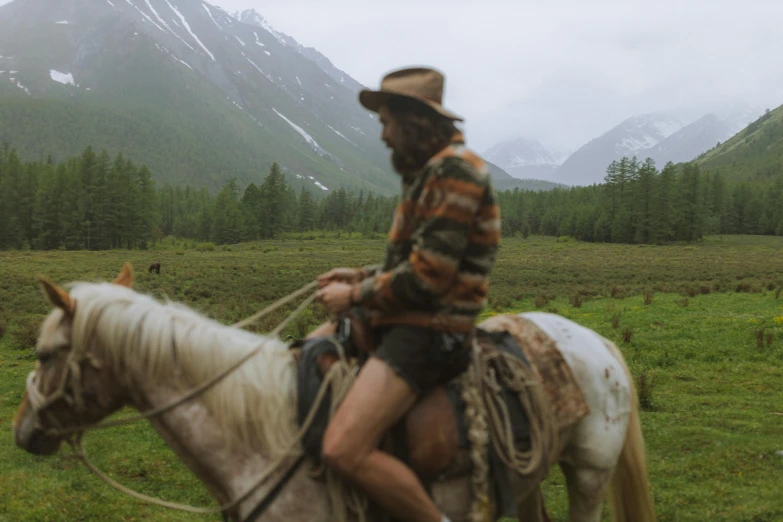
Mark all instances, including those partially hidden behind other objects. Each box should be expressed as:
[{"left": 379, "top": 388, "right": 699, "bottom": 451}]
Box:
[{"left": 12, "top": 263, "right": 135, "bottom": 455}]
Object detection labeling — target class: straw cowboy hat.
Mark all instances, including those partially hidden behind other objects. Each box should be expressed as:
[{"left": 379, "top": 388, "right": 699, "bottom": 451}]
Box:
[{"left": 359, "top": 67, "right": 464, "bottom": 121}]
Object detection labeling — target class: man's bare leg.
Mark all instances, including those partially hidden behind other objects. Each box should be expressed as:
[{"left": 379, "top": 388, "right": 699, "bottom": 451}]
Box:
[{"left": 322, "top": 358, "right": 443, "bottom": 522}]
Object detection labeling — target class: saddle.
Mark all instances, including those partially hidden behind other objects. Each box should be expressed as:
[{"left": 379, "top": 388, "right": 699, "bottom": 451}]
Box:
[{"left": 295, "top": 310, "right": 543, "bottom": 519}]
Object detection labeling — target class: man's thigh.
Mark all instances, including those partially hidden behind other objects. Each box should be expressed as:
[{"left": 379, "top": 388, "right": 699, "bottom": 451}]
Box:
[{"left": 325, "top": 357, "right": 417, "bottom": 455}]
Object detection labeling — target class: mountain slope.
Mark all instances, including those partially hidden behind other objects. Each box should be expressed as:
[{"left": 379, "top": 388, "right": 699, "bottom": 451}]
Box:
[
  {"left": 483, "top": 138, "right": 568, "bottom": 180},
  {"left": 0, "top": 0, "right": 396, "bottom": 194},
  {"left": 646, "top": 114, "right": 736, "bottom": 166},
  {"left": 484, "top": 160, "right": 564, "bottom": 192},
  {"left": 552, "top": 114, "right": 684, "bottom": 185},
  {"left": 696, "top": 105, "right": 783, "bottom": 180}
]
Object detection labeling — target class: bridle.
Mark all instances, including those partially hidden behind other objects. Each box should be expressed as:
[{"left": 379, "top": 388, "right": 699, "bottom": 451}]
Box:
[{"left": 23, "top": 281, "right": 324, "bottom": 522}]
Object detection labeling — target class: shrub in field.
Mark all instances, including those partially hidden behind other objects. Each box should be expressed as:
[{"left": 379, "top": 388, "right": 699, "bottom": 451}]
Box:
[
  {"left": 686, "top": 286, "right": 698, "bottom": 298},
  {"left": 755, "top": 328, "right": 765, "bottom": 349},
  {"left": 736, "top": 281, "right": 753, "bottom": 293},
  {"left": 637, "top": 369, "right": 657, "bottom": 411},
  {"left": 196, "top": 242, "right": 216, "bottom": 252},
  {"left": 611, "top": 314, "right": 620, "bottom": 329},
  {"left": 0, "top": 317, "right": 6, "bottom": 339},
  {"left": 677, "top": 297, "right": 689, "bottom": 308},
  {"left": 766, "top": 331, "right": 775, "bottom": 347},
  {"left": 533, "top": 293, "right": 549, "bottom": 309},
  {"left": 569, "top": 293, "right": 583, "bottom": 308},
  {"left": 622, "top": 327, "right": 633, "bottom": 344},
  {"left": 776, "top": 287, "right": 782, "bottom": 300},
  {"left": 643, "top": 289, "right": 654, "bottom": 305},
  {"left": 610, "top": 285, "right": 627, "bottom": 299}
]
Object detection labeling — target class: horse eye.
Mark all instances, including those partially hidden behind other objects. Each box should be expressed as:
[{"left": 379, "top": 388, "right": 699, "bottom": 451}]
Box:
[{"left": 37, "top": 352, "right": 53, "bottom": 364}]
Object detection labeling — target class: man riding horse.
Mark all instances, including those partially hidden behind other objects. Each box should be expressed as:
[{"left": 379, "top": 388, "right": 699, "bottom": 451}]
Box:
[{"left": 314, "top": 67, "right": 500, "bottom": 522}]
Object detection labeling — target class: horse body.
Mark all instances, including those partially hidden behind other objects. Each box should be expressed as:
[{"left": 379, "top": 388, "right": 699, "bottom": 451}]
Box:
[{"left": 13, "top": 271, "right": 654, "bottom": 522}]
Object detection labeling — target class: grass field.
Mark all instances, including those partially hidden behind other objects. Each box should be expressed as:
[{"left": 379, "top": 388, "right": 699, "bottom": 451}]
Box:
[{"left": 1, "top": 235, "right": 783, "bottom": 521}]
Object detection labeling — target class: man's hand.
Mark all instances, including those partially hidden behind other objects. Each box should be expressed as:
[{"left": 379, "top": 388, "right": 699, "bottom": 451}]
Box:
[
  {"left": 317, "top": 267, "right": 361, "bottom": 288},
  {"left": 316, "top": 282, "right": 355, "bottom": 315}
]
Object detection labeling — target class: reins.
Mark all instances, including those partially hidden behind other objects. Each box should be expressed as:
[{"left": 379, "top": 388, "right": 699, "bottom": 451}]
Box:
[{"left": 26, "top": 280, "right": 334, "bottom": 520}]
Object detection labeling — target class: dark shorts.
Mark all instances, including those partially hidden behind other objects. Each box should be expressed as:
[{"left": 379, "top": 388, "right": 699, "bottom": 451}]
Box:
[{"left": 372, "top": 325, "right": 472, "bottom": 395}]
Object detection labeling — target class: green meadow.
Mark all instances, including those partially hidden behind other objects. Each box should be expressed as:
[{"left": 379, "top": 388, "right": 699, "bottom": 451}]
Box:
[{"left": 1, "top": 235, "right": 782, "bottom": 521}]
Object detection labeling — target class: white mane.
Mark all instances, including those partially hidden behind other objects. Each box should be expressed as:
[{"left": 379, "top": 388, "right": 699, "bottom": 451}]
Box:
[{"left": 67, "top": 282, "right": 298, "bottom": 458}]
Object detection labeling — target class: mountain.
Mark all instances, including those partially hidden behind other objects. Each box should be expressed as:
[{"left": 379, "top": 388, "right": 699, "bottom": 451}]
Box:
[
  {"left": 696, "top": 105, "right": 783, "bottom": 180},
  {"left": 484, "top": 160, "right": 565, "bottom": 192},
  {"left": 0, "top": 0, "right": 397, "bottom": 195},
  {"left": 552, "top": 113, "right": 684, "bottom": 185},
  {"left": 483, "top": 138, "right": 568, "bottom": 181},
  {"left": 233, "top": 9, "right": 365, "bottom": 94},
  {"left": 645, "top": 114, "right": 736, "bottom": 166}
]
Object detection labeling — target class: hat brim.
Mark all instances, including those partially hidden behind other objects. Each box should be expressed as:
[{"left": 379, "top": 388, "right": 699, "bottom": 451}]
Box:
[{"left": 359, "top": 89, "right": 464, "bottom": 122}]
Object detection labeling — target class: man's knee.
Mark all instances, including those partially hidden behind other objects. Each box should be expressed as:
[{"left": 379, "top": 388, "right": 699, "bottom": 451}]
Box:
[{"left": 322, "top": 423, "right": 367, "bottom": 477}]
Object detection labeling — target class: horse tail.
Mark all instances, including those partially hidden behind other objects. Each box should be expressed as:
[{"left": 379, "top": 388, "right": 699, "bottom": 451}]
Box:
[{"left": 605, "top": 340, "right": 657, "bottom": 522}]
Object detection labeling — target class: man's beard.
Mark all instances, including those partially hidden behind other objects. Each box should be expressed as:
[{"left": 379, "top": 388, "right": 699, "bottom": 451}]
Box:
[{"left": 390, "top": 141, "right": 435, "bottom": 176}]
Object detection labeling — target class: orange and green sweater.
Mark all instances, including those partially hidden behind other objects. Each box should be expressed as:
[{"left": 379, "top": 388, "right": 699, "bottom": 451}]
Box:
[{"left": 351, "top": 134, "right": 501, "bottom": 333}]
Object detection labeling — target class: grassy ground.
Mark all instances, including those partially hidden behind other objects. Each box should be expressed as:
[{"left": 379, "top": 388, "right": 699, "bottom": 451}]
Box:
[{"left": 1, "top": 235, "right": 782, "bottom": 521}]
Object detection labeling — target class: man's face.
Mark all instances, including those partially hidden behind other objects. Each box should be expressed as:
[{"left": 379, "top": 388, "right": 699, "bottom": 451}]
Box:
[
  {"left": 378, "top": 106, "right": 398, "bottom": 152},
  {"left": 378, "top": 105, "right": 413, "bottom": 176}
]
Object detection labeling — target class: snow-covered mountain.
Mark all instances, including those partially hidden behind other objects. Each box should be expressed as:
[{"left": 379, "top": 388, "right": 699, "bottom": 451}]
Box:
[
  {"left": 483, "top": 138, "right": 569, "bottom": 180},
  {"left": 549, "top": 106, "right": 764, "bottom": 185},
  {"left": 646, "top": 114, "right": 735, "bottom": 166},
  {"left": 552, "top": 113, "right": 685, "bottom": 185}
]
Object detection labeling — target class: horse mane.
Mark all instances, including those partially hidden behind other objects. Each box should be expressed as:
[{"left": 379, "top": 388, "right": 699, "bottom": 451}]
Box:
[{"left": 67, "top": 282, "right": 298, "bottom": 458}]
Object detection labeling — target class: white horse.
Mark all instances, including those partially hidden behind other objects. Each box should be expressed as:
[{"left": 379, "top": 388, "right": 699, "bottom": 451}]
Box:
[{"left": 13, "top": 264, "right": 656, "bottom": 522}]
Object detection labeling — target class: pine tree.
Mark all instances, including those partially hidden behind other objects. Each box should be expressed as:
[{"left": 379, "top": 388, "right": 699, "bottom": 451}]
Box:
[{"left": 297, "top": 186, "right": 317, "bottom": 231}]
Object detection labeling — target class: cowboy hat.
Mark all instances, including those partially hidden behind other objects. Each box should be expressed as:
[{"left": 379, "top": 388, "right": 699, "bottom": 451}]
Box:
[{"left": 359, "top": 67, "right": 464, "bottom": 121}]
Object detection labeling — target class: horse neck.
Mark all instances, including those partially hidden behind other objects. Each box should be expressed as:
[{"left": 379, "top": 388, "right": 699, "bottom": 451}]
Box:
[{"left": 132, "top": 381, "right": 331, "bottom": 521}]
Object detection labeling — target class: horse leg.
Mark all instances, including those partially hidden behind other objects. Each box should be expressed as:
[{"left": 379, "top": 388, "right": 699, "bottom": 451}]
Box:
[{"left": 560, "top": 461, "right": 613, "bottom": 522}]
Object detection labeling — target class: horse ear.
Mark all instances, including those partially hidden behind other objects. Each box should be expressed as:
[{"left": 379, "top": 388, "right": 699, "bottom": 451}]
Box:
[
  {"left": 38, "top": 276, "right": 75, "bottom": 315},
  {"left": 114, "top": 262, "right": 134, "bottom": 288}
]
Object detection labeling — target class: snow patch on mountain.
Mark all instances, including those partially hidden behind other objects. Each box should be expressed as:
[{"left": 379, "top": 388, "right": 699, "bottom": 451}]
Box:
[
  {"left": 163, "top": 0, "right": 215, "bottom": 60},
  {"left": 202, "top": 3, "right": 221, "bottom": 30},
  {"left": 328, "top": 125, "right": 356, "bottom": 146},
  {"left": 49, "top": 69, "right": 75, "bottom": 85},
  {"left": 274, "top": 108, "right": 321, "bottom": 152},
  {"left": 124, "top": 0, "right": 165, "bottom": 32},
  {"left": 245, "top": 57, "right": 272, "bottom": 82}
]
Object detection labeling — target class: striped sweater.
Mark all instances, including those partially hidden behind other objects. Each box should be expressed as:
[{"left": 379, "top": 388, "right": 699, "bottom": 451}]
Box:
[{"left": 352, "top": 133, "right": 501, "bottom": 333}]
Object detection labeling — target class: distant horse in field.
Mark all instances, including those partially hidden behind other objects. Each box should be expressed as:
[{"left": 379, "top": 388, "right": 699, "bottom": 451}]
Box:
[
  {"left": 148, "top": 262, "right": 161, "bottom": 274},
  {"left": 13, "top": 263, "right": 656, "bottom": 522}
]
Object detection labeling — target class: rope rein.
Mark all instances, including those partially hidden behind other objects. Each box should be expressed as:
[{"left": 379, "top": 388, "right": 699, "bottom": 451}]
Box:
[{"left": 28, "top": 281, "right": 325, "bottom": 519}]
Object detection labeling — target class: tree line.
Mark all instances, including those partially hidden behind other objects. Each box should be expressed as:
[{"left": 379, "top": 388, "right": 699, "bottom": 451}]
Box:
[
  {"left": 498, "top": 157, "right": 783, "bottom": 243},
  {"left": 2, "top": 144, "right": 783, "bottom": 251}
]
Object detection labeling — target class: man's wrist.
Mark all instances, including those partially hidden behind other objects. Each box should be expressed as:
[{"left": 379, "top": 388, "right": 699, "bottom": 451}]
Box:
[{"left": 349, "top": 284, "right": 362, "bottom": 306}]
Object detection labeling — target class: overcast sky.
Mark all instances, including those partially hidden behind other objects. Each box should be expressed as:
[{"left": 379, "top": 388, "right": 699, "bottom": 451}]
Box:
[
  {"left": 3, "top": 0, "right": 781, "bottom": 152},
  {"left": 207, "top": 0, "right": 783, "bottom": 152}
]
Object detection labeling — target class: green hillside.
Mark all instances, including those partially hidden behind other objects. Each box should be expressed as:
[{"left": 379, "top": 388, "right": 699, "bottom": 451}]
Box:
[
  {"left": 0, "top": 47, "right": 398, "bottom": 195},
  {"left": 696, "top": 104, "right": 783, "bottom": 180}
]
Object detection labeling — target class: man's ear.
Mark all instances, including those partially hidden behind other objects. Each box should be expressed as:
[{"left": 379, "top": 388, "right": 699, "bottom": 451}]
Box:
[
  {"left": 38, "top": 276, "right": 75, "bottom": 315},
  {"left": 114, "top": 262, "right": 134, "bottom": 288}
]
